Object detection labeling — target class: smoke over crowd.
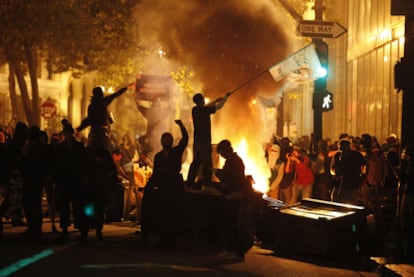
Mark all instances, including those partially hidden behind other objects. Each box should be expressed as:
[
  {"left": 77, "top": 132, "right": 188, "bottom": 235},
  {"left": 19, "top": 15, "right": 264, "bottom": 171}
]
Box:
[{"left": 135, "top": 0, "right": 296, "bottom": 188}]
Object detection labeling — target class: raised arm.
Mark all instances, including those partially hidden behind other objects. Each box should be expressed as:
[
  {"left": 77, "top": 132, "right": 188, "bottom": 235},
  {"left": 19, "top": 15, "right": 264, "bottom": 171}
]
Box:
[
  {"left": 103, "top": 83, "right": 134, "bottom": 105},
  {"left": 76, "top": 117, "right": 91, "bottom": 132},
  {"left": 103, "top": 86, "right": 128, "bottom": 105},
  {"left": 174, "top": 119, "right": 188, "bottom": 150},
  {"left": 209, "top": 92, "right": 231, "bottom": 111}
]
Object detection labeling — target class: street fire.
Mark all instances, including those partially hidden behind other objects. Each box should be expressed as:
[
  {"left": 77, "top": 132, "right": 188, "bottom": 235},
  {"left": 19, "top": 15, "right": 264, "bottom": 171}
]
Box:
[
  {"left": 134, "top": 0, "right": 297, "bottom": 194},
  {"left": 233, "top": 138, "right": 269, "bottom": 193}
]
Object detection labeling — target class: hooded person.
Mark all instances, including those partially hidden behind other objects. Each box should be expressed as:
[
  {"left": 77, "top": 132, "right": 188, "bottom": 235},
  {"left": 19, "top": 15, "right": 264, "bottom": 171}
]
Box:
[{"left": 266, "top": 143, "right": 285, "bottom": 199}]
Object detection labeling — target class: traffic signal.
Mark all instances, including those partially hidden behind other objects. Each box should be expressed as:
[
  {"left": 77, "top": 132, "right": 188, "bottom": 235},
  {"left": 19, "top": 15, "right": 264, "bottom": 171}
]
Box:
[
  {"left": 321, "top": 91, "right": 333, "bottom": 111},
  {"left": 314, "top": 40, "right": 329, "bottom": 89},
  {"left": 312, "top": 90, "right": 333, "bottom": 111}
]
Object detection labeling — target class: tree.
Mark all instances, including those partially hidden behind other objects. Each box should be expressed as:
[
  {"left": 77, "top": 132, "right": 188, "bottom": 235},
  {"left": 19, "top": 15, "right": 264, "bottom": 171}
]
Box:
[
  {"left": 0, "top": 0, "right": 141, "bottom": 126},
  {"left": 171, "top": 66, "right": 197, "bottom": 98}
]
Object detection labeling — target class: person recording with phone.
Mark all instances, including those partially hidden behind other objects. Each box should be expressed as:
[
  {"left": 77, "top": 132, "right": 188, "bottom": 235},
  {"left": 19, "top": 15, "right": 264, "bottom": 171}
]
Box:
[{"left": 288, "top": 146, "right": 314, "bottom": 205}]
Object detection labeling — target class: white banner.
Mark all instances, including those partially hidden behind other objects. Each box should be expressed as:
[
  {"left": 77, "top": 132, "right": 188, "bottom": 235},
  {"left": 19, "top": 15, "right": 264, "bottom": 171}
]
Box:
[{"left": 269, "top": 44, "right": 322, "bottom": 82}]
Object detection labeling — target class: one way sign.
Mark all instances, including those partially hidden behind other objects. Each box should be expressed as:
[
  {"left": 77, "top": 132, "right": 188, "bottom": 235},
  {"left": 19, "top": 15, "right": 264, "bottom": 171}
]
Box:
[{"left": 298, "top": 20, "right": 347, "bottom": 39}]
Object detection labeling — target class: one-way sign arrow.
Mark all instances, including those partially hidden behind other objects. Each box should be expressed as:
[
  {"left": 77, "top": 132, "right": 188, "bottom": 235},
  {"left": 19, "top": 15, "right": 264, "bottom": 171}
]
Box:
[{"left": 298, "top": 20, "right": 347, "bottom": 39}]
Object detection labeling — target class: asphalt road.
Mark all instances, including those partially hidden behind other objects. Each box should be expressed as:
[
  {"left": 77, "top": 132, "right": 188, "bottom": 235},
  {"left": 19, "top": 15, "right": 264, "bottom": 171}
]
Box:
[{"left": 0, "top": 220, "right": 389, "bottom": 277}]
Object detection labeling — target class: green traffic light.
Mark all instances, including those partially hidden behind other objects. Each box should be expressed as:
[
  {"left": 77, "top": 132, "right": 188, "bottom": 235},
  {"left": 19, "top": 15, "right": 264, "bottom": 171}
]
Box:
[{"left": 318, "top": 67, "right": 327, "bottom": 78}]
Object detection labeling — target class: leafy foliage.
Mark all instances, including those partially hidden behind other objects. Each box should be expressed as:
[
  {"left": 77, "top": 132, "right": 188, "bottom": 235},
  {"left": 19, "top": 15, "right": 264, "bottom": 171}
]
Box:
[
  {"left": 170, "top": 67, "right": 197, "bottom": 98},
  {"left": 0, "top": 0, "right": 141, "bottom": 124},
  {"left": 44, "top": 0, "right": 142, "bottom": 87}
]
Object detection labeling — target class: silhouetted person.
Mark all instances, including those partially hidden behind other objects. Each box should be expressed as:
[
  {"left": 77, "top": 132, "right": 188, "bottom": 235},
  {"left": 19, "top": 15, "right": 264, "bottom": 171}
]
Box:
[
  {"left": 187, "top": 92, "right": 229, "bottom": 188},
  {"left": 3, "top": 122, "right": 28, "bottom": 227},
  {"left": 40, "top": 130, "right": 59, "bottom": 233},
  {"left": 111, "top": 148, "right": 133, "bottom": 220},
  {"left": 22, "top": 125, "right": 48, "bottom": 240},
  {"left": 398, "top": 146, "right": 414, "bottom": 262},
  {"left": 0, "top": 128, "right": 6, "bottom": 235},
  {"left": 141, "top": 120, "right": 188, "bottom": 247},
  {"left": 78, "top": 131, "right": 118, "bottom": 242},
  {"left": 330, "top": 138, "right": 366, "bottom": 205},
  {"left": 279, "top": 138, "right": 295, "bottom": 203},
  {"left": 77, "top": 84, "right": 133, "bottom": 148},
  {"left": 52, "top": 119, "right": 85, "bottom": 241},
  {"left": 214, "top": 139, "right": 248, "bottom": 262},
  {"left": 311, "top": 139, "right": 331, "bottom": 201}
]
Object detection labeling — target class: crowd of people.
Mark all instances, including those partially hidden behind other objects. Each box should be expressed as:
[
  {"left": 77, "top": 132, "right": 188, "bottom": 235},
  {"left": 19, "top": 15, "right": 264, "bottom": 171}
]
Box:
[
  {"left": 0, "top": 119, "right": 139, "bottom": 241},
  {"left": 0, "top": 84, "right": 137, "bottom": 242},
  {"left": 264, "top": 133, "right": 401, "bottom": 206},
  {"left": 0, "top": 88, "right": 412, "bottom": 263},
  {"left": 263, "top": 132, "right": 413, "bottom": 261}
]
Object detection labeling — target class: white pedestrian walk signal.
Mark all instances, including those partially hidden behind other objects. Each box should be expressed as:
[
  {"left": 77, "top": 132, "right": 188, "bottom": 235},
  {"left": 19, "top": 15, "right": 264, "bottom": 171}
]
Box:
[{"left": 322, "top": 91, "right": 333, "bottom": 111}]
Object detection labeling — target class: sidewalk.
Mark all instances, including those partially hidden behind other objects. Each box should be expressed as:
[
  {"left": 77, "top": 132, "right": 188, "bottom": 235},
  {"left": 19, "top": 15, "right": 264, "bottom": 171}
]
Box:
[{"left": 371, "top": 257, "right": 414, "bottom": 277}]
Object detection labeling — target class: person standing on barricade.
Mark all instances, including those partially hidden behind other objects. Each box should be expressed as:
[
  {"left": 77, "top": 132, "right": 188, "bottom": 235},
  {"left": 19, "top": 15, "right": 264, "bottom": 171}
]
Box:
[
  {"left": 141, "top": 119, "right": 188, "bottom": 247},
  {"left": 76, "top": 83, "right": 134, "bottom": 149},
  {"left": 186, "top": 92, "right": 230, "bottom": 189}
]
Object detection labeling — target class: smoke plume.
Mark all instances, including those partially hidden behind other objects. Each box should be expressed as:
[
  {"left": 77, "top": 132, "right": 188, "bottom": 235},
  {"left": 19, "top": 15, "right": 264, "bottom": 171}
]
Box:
[{"left": 136, "top": 0, "right": 296, "bottom": 188}]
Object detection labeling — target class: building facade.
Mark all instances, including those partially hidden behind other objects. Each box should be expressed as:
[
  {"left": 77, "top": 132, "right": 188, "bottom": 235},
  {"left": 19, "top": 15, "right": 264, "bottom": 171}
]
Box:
[
  {"left": 282, "top": 0, "right": 405, "bottom": 144},
  {"left": 0, "top": 0, "right": 407, "bottom": 146},
  {"left": 342, "top": 0, "right": 404, "bottom": 142}
]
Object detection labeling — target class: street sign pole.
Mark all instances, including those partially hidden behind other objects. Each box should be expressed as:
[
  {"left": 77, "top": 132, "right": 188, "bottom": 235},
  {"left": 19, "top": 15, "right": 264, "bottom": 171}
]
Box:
[{"left": 312, "top": 0, "right": 326, "bottom": 147}]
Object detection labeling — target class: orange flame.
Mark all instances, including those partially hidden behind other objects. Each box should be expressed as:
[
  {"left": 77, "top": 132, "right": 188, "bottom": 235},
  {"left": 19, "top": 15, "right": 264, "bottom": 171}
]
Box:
[{"left": 216, "top": 138, "right": 269, "bottom": 193}]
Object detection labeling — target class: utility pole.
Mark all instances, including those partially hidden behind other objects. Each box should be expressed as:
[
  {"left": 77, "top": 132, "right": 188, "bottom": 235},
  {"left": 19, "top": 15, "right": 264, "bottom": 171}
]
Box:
[
  {"left": 312, "top": 0, "right": 327, "bottom": 145},
  {"left": 279, "top": 0, "right": 337, "bottom": 146}
]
